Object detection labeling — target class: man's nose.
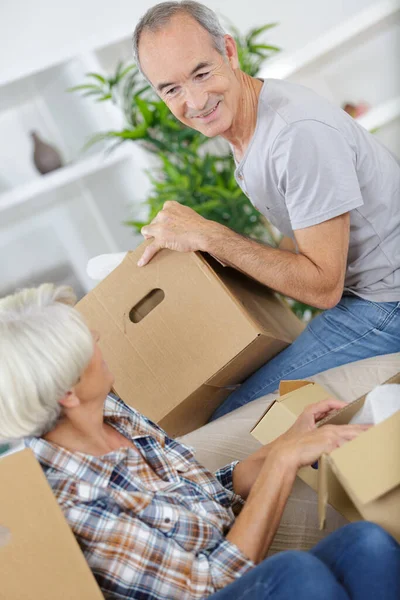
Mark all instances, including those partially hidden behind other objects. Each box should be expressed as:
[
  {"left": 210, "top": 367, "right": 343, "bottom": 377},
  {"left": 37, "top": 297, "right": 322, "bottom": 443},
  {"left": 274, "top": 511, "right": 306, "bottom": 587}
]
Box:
[{"left": 184, "top": 86, "right": 207, "bottom": 113}]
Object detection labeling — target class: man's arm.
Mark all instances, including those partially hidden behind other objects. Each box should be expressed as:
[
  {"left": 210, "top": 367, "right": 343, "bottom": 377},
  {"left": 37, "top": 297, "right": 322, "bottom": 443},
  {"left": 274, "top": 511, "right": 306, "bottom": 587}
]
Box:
[
  {"left": 203, "top": 212, "right": 350, "bottom": 309},
  {"left": 279, "top": 235, "right": 297, "bottom": 252},
  {"left": 139, "top": 201, "right": 350, "bottom": 309}
]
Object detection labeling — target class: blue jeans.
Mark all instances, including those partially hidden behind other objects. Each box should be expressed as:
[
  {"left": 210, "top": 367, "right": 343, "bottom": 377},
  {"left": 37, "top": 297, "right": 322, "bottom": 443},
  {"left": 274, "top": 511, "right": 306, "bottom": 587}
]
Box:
[
  {"left": 208, "top": 522, "right": 400, "bottom": 600},
  {"left": 211, "top": 296, "right": 400, "bottom": 421}
]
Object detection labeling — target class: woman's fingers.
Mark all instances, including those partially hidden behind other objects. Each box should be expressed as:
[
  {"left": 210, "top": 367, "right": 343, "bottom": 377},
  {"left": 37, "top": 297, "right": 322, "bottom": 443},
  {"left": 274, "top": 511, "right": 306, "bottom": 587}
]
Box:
[
  {"left": 297, "top": 423, "right": 371, "bottom": 467},
  {"left": 327, "top": 423, "right": 371, "bottom": 442},
  {"left": 321, "top": 423, "right": 371, "bottom": 452},
  {"left": 304, "top": 398, "right": 348, "bottom": 422}
]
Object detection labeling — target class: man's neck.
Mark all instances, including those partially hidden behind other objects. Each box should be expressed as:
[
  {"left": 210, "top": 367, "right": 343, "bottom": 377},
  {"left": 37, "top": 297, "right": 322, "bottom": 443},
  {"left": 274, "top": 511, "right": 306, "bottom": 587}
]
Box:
[{"left": 222, "top": 73, "right": 263, "bottom": 163}]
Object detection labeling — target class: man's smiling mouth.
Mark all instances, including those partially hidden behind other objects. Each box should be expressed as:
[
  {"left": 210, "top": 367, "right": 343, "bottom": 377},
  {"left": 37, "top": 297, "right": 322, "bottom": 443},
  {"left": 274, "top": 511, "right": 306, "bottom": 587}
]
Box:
[{"left": 195, "top": 101, "right": 220, "bottom": 118}]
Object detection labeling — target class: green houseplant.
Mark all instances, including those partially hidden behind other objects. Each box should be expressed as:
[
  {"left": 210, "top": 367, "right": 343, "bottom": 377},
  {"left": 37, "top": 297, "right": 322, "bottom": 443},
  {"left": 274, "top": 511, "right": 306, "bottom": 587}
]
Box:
[{"left": 71, "top": 23, "right": 319, "bottom": 321}]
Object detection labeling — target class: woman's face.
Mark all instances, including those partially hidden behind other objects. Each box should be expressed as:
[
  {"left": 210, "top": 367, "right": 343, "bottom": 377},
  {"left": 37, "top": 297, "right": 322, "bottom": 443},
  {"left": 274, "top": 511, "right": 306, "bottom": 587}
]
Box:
[{"left": 73, "top": 331, "right": 115, "bottom": 404}]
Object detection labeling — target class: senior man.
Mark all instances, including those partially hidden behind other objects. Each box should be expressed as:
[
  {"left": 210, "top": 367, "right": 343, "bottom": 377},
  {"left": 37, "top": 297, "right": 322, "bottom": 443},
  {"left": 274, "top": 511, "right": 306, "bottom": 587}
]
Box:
[{"left": 134, "top": 1, "right": 400, "bottom": 419}]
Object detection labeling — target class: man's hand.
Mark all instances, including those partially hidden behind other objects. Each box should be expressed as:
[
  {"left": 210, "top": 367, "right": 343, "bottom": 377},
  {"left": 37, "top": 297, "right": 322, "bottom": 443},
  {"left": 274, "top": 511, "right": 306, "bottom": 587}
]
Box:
[{"left": 137, "top": 201, "right": 222, "bottom": 266}]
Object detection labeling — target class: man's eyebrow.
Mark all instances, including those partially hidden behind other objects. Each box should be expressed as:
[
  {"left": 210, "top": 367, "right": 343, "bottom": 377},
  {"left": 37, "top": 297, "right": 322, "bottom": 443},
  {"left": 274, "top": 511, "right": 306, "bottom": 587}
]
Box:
[
  {"left": 190, "top": 61, "right": 212, "bottom": 76},
  {"left": 157, "top": 62, "right": 212, "bottom": 93}
]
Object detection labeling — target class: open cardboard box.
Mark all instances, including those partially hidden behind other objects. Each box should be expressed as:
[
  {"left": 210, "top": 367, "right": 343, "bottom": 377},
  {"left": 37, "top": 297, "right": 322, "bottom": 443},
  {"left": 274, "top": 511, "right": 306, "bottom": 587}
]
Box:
[
  {"left": 0, "top": 449, "right": 104, "bottom": 600},
  {"left": 77, "top": 242, "right": 304, "bottom": 437},
  {"left": 251, "top": 374, "right": 400, "bottom": 542}
]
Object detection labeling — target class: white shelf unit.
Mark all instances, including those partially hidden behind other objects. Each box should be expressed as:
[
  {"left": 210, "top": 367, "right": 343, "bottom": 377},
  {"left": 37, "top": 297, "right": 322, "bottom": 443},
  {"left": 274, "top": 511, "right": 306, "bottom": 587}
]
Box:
[
  {"left": 0, "top": 145, "right": 133, "bottom": 214},
  {"left": 259, "top": 0, "right": 400, "bottom": 155},
  {"left": 0, "top": 47, "right": 148, "bottom": 299}
]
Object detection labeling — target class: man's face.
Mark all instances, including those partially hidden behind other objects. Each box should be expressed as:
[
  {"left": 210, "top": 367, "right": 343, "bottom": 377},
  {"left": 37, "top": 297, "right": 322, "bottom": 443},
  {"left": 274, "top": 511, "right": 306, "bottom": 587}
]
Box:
[{"left": 139, "top": 14, "right": 241, "bottom": 138}]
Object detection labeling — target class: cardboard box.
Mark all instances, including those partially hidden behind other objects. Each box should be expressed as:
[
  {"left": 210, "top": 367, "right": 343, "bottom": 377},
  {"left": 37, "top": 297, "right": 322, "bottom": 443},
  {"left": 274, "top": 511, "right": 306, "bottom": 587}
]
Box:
[
  {"left": 251, "top": 375, "right": 400, "bottom": 542},
  {"left": 0, "top": 449, "right": 104, "bottom": 600},
  {"left": 77, "top": 243, "right": 304, "bottom": 437}
]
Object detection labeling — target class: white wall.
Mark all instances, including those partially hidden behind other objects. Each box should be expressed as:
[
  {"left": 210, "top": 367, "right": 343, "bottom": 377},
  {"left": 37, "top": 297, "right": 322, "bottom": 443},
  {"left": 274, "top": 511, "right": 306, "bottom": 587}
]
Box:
[{"left": 0, "top": 0, "right": 379, "bottom": 86}]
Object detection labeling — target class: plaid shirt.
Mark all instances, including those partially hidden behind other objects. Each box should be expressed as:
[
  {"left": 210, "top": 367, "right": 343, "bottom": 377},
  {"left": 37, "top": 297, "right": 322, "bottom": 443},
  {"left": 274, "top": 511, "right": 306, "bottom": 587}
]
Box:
[{"left": 25, "top": 396, "right": 254, "bottom": 599}]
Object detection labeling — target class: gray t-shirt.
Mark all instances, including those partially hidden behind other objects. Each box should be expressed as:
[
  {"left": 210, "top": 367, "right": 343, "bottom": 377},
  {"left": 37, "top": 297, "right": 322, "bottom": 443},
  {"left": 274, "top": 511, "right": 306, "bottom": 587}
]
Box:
[{"left": 235, "top": 78, "right": 400, "bottom": 302}]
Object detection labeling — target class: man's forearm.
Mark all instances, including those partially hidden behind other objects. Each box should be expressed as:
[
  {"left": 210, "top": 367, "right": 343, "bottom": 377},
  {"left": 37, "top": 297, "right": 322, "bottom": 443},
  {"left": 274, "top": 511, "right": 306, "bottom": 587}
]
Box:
[{"left": 203, "top": 223, "right": 340, "bottom": 309}]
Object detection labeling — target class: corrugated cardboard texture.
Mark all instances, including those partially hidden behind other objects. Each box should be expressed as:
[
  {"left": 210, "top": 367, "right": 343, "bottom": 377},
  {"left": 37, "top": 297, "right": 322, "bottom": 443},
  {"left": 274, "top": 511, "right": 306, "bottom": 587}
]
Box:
[
  {"left": 330, "top": 410, "right": 400, "bottom": 505},
  {"left": 0, "top": 449, "right": 104, "bottom": 600},
  {"left": 78, "top": 244, "right": 303, "bottom": 436}
]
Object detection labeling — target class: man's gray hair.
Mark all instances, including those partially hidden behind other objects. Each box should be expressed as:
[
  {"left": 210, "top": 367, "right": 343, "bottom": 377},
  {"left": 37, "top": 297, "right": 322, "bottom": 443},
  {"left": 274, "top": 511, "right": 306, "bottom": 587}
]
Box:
[
  {"left": 0, "top": 284, "right": 93, "bottom": 442},
  {"left": 133, "top": 1, "right": 226, "bottom": 77}
]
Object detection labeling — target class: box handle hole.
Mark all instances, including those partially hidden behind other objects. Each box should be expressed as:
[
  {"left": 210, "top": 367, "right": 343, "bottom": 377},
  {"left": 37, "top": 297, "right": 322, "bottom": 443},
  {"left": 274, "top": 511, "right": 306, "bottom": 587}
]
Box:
[{"left": 129, "top": 289, "right": 165, "bottom": 323}]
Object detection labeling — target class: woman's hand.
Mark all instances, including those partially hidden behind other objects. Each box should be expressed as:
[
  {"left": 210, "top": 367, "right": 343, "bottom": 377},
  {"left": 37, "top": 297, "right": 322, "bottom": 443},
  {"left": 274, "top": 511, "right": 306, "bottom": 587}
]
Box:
[
  {"left": 271, "top": 398, "right": 370, "bottom": 470},
  {"left": 229, "top": 399, "right": 370, "bottom": 564},
  {"left": 283, "top": 397, "right": 347, "bottom": 437},
  {"left": 279, "top": 422, "right": 370, "bottom": 469},
  {"left": 233, "top": 398, "right": 354, "bottom": 497}
]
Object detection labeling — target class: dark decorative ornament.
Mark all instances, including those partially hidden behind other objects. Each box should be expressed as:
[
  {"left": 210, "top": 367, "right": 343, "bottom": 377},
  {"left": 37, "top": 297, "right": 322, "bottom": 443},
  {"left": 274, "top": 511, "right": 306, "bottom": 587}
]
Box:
[{"left": 31, "top": 131, "right": 63, "bottom": 174}]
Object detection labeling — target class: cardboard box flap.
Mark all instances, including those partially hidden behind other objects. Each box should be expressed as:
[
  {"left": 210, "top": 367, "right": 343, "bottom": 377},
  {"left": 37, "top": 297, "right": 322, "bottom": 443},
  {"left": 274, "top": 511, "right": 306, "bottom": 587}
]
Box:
[
  {"left": 203, "top": 255, "right": 305, "bottom": 343},
  {"left": 329, "top": 409, "right": 400, "bottom": 505},
  {"left": 208, "top": 336, "right": 289, "bottom": 388},
  {"left": 252, "top": 381, "right": 333, "bottom": 441},
  {"left": 279, "top": 380, "right": 313, "bottom": 396},
  {"left": 277, "top": 382, "right": 332, "bottom": 416},
  {"left": 251, "top": 401, "right": 299, "bottom": 444}
]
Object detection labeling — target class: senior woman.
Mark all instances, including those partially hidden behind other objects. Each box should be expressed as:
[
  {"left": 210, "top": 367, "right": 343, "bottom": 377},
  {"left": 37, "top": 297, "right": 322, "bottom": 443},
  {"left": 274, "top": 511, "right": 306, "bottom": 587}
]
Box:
[{"left": 0, "top": 284, "right": 399, "bottom": 600}]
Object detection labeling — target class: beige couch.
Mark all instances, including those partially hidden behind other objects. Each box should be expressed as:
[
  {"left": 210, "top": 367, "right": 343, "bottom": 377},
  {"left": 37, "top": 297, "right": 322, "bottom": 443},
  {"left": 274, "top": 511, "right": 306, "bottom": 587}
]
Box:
[{"left": 180, "top": 353, "right": 400, "bottom": 554}]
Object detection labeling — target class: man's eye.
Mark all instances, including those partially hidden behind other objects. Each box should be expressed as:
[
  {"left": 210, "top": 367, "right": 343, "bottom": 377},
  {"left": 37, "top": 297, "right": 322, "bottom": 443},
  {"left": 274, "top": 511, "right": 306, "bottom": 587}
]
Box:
[
  {"left": 196, "top": 72, "right": 210, "bottom": 80},
  {"left": 166, "top": 87, "right": 178, "bottom": 96}
]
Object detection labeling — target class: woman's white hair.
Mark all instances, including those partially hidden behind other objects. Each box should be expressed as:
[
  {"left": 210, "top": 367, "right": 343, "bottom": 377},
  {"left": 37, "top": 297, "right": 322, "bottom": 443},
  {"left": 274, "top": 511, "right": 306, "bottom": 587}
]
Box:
[
  {"left": 132, "top": 1, "right": 226, "bottom": 79},
  {"left": 0, "top": 283, "right": 93, "bottom": 442}
]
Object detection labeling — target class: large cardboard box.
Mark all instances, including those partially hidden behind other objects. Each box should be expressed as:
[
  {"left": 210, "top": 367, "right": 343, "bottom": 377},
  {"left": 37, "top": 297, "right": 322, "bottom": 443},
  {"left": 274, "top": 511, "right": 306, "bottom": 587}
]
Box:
[
  {"left": 77, "top": 243, "right": 304, "bottom": 437},
  {"left": 0, "top": 449, "right": 104, "bottom": 600},
  {"left": 251, "top": 375, "right": 400, "bottom": 542}
]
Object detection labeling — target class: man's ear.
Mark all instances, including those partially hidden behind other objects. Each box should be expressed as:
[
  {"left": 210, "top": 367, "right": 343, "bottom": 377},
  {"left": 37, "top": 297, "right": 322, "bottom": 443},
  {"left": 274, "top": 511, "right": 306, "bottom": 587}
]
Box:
[
  {"left": 59, "top": 390, "right": 80, "bottom": 409},
  {"left": 224, "top": 35, "right": 240, "bottom": 69}
]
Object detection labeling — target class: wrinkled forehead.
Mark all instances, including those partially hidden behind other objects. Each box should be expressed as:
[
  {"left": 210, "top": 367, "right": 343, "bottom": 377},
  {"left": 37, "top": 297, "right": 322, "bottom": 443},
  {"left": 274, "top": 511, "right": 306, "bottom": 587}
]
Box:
[{"left": 138, "top": 14, "right": 218, "bottom": 86}]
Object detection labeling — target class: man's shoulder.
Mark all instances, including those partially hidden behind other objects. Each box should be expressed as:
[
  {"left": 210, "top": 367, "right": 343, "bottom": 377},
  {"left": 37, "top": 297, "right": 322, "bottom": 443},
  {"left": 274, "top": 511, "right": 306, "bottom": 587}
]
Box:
[{"left": 259, "top": 78, "right": 341, "bottom": 129}]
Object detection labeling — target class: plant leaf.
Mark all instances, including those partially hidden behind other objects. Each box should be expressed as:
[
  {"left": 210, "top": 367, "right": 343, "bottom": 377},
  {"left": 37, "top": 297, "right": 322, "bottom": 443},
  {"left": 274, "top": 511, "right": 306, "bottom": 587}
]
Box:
[
  {"left": 247, "top": 23, "right": 278, "bottom": 43},
  {"left": 86, "top": 72, "right": 107, "bottom": 84},
  {"left": 67, "top": 84, "right": 101, "bottom": 92}
]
